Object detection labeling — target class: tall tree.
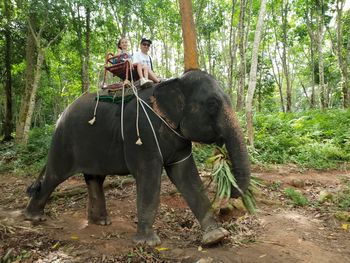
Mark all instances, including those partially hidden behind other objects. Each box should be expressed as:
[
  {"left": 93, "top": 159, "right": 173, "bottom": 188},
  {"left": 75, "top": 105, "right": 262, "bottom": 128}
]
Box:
[
  {"left": 246, "top": 0, "right": 267, "bottom": 146},
  {"left": 179, "top": 0, "right": 199, "bottom": 71},
  {"left": 228, "top": 0, "right": 238, "bottom": 100},
  {"left": 68, "top": 0, "right": 92, "bottom": 93},
  {"left": 2, "top": 0, "right": 14, "bottom": 141},
  {"left": 281, "top": 0, "right": 292, "bottom": 112},
  {"left": 236, "top": 0, "right": 247, "bottom": 111},
  {"left": 316, "top": 0, "right": 327, "bottom": 109},
  {"left": 334, "top": 0, "right": 350, "bottom": 107},
  {"left": 15, "top": 9, "right": 37, "bottom": 145},
  {"left": 304, "top": 2, "right": 317, "bottom": 108},
  {"left": 15, "top": 1, "right": 65, "bottom": 145}
]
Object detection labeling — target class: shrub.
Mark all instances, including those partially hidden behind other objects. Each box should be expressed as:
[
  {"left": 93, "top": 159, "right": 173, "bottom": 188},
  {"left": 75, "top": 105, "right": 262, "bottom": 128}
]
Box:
[{"left": 284, "top": 187, "right": 309, "bottom": 206}]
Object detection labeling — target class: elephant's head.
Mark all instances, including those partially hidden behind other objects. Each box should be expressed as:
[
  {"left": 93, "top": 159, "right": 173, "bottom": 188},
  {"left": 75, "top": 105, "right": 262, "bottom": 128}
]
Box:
[{"left": 151, "top": 70, "right": 251, "bottom": 197}]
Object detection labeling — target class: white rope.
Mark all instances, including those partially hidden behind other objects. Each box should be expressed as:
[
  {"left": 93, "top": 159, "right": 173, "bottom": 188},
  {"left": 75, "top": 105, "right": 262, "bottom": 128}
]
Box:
[
  {"left": 139, "top": 100, "right": 164, "bottom": 161},
  {"left": 138, "top": 98, "right": 186, "bottom": 139},
  {"left": 129, "top": 63, "right": 142, "bottom": 145},
  {"left": 119, "top": 62, "right": 188, "bottom": 166},
  {"left": 88, "top": 68, "right": 103, "bottom": 125},
  {"left": 120, "top": 82, "right": 125, "bottom": 140},
  {"left": 167, "top": 152, "right": 192, "bottom": 166}
]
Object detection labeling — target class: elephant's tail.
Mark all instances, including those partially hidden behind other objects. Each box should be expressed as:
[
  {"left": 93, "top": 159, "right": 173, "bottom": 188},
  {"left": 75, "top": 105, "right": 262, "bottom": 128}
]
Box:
[{"left": 26, "top": 165, "right": 46, "bottom": 197}]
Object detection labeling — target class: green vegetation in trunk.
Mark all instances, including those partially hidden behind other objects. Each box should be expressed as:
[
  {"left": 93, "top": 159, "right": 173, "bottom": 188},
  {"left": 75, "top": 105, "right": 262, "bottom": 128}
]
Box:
[{"left": 206, "top": 146, "right": 262, "bottom": 214}]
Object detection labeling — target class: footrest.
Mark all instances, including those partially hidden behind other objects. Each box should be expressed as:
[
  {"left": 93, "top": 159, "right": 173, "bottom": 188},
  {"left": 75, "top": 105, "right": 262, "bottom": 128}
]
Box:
[{"left": 102, "top": 82, "right": 124, "bottom": 90}]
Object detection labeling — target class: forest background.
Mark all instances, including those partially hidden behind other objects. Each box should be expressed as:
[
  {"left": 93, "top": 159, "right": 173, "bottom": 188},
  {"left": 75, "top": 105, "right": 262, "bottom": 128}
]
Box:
[{"left": 1, "top": 0, "right": 350, "bottom": 174}]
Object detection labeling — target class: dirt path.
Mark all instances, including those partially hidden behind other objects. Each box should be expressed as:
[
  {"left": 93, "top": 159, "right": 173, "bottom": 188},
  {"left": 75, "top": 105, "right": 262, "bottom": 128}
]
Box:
[{"left": 1, "top": 168, "right": 350, "bottom": 262}]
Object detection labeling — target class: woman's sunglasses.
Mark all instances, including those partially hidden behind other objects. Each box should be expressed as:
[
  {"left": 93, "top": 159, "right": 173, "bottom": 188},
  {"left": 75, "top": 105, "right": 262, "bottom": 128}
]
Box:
[{"left": 142, "top": 43, "right": 150, "bottom": 47}]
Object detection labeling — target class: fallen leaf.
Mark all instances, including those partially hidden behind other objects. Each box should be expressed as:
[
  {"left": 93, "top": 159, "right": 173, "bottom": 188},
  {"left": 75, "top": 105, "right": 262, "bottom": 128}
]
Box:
[
  {"left": 155, "top": 247, "right": 169, "bottom": 252},
  {"left": 341, "top": 224, "right": 348, "bottom": 231},
  {"left": 52, "top": 241, "right": 60, "bottom": 249},
  {"left": 71, "top": 235, "right": 79, "bottom": 240}
]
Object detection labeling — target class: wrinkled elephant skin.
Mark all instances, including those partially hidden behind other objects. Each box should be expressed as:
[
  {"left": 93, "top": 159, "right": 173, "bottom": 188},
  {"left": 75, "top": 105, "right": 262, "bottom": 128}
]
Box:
[{"left": 25, "top": 70, "right": 250, "bottom": 246}]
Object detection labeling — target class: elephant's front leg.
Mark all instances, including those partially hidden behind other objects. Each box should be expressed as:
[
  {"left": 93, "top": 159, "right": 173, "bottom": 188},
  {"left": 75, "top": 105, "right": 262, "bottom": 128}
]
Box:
[
  {"left": 133, "top": 165, "right": 162, "bottom": 246},
  {"left": 165, "top": 156, "right": 229, "bottom": 245},
  {"left": 84, "top": 174, "right": 111, "bottom": 225}
]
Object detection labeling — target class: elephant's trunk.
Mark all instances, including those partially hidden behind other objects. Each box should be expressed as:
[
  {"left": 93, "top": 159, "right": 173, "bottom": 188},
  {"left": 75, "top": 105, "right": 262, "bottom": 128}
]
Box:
[{"left": 221, "top": 105, "right": 251, "bottom": 198}]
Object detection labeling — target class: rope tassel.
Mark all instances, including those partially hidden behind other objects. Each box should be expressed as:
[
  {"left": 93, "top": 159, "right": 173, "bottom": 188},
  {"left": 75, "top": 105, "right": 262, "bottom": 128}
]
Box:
[
  {"left": 88, "top": 116, "right": 96, "bottom": 125},
  {"left": 135, "top": 137, "right": 143, "bottom": 145}
]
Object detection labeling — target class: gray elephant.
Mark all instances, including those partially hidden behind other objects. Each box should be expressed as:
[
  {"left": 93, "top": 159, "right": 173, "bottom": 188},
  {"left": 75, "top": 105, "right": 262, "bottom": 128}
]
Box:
[{"left": 24, "top": 70, "right": 251, "bottom": 246}]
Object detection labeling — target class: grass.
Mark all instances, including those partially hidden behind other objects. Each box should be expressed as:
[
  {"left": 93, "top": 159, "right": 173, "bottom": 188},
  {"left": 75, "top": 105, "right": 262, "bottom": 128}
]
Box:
[{"left": 283, "top": 187, "right": 309, "bottom": 207}]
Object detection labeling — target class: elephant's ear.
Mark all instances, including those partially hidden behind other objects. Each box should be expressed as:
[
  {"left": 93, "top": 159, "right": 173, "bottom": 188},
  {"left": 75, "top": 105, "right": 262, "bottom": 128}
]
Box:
[{"left": 151, "top": 78, "right": 185, "bottom": 129}]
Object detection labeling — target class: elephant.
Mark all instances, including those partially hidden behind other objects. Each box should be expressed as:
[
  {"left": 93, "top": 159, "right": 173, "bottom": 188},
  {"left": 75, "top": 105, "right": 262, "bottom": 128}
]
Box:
[{"left": 24, "top": 69, "right": 251, "bottom": 246}]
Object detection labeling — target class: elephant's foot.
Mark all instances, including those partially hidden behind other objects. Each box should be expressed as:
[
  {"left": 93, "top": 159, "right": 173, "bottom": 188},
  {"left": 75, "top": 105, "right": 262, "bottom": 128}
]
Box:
[
  {"left": 133, "top": 232, "right": 161, "bottom": 246},
  {"left": 88, "top": 216, "right": 111, "bottom": 226},
  {"left": 23, "top": 209, "right": 46, "bottom": 222},
  {"left": 202, "top": 227, "right": 229, "bottom": 246}
]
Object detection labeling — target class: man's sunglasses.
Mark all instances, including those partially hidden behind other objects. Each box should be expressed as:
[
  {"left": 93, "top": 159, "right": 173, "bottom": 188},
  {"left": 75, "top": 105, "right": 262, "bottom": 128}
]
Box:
[{"left": 142, "top": 43, "right": 150, "bottom": 47}]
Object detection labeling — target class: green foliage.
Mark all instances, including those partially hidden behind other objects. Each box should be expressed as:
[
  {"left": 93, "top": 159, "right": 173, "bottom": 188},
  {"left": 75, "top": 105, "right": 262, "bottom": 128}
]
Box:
[
  {"left": 0, "top": 125, "right": 54, "bottom": 176},
  {"left": 268, "top": 181, "right": 282, "bottom": 191},
  {"left": 251, "top": 109, "right": 350, "bottom": 169},
  {"left": 207, "top": 146, "right": 259, "bottom": 214},
  {"left": 192, "top": 143, "right": 215, "bottom": 168},
  {"left": 334, "top": 178, "right": 350, "bottom": 211},
  {"left": 283, "top": 187, "right": 309, "bottom": 206}
]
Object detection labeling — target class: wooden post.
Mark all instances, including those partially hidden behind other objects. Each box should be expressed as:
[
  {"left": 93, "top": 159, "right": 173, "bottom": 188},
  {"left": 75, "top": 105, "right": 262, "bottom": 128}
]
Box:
[{"left": 179, "top": 0, "right": 199, "bottom": 71}]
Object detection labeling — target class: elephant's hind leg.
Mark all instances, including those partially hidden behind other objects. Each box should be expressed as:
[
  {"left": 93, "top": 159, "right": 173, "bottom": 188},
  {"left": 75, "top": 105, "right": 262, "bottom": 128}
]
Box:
[{"left": 84, "top": 174, "right": 111, "bottom": 225}]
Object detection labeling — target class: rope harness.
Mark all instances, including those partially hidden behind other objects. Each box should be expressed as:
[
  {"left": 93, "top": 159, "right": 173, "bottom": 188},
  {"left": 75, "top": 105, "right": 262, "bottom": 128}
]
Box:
[{"left": 89, "top": 62, "right": 191, "bottom": 166}]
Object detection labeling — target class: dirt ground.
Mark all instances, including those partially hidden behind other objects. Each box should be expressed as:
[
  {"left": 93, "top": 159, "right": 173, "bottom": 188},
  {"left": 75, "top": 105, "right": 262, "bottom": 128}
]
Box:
[{"left": 1, "top": 166, "right": 350, "bottom": 263}]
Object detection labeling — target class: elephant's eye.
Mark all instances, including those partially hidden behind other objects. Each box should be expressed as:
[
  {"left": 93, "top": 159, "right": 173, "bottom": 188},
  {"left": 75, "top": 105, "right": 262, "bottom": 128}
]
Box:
[{"left": 207, "top": 97, "right": 220, "bottom": 115}]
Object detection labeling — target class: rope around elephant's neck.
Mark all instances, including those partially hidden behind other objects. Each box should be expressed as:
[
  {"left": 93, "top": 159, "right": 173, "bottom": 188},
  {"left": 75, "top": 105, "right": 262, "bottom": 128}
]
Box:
[
  {"left": 137, "top": 99, "right": 185, "bottom": 140},
  {"left": 135, "top": 100, "right": 191, "bottom": 166},
  {"left": 122, "top": 81, "right": 191, "bottom": 166}
]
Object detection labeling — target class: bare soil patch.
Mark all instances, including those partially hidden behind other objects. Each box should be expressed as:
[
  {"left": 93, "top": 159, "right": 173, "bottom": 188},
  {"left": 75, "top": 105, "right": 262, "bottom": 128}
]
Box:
[{"left": 1, "top": 167, "right": 350, "bottom": 262}]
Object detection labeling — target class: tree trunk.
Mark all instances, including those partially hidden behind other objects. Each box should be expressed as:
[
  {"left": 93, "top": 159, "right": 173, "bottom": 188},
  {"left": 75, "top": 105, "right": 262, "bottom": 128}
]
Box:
[
  {"left": 69, "top": 2, "right": 88, "bottom": 94},
  {"left": 246, "top": 0, "right": 267, "bottom": 147},
  {"left": 236, "top": 0, "right": 247, "bottom": 111},
  {"left": 82, "top": 6, "right": 91, "bottom": 93},
  {"left": 16, "top": 19, "right": 36, "bottom": 144},
  {"left": 228, "top": 0, "right": 238, "bottom": 100},
  {"left": 281, "top": 0, "right": 292, "bottom": 112},
  {"left": 179, "top": 0, "right": 199, "bottom": 71},
  {"left": 21, "top": 50, "right": 45, "bottom": 144},
  {"left": 3, "top": 0, "right": 13, "bottom": 141},
  {"left": 208, "top": 33, "right": 212, "bottom": 74},
  {"left": 335, "top": 0, "right": 350, "bottom": 108},
  {"left": 305, "top": 3, "right": 317, "bottom": 108},
  {"left": 268, "top": 43, "right": 285, "bottom": 112},
  {"left": 316, "top": 2, "right": 327, "bottom": 110},
  {"left": 310, "top": 40, "right": 316, "bottom": 108}
]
